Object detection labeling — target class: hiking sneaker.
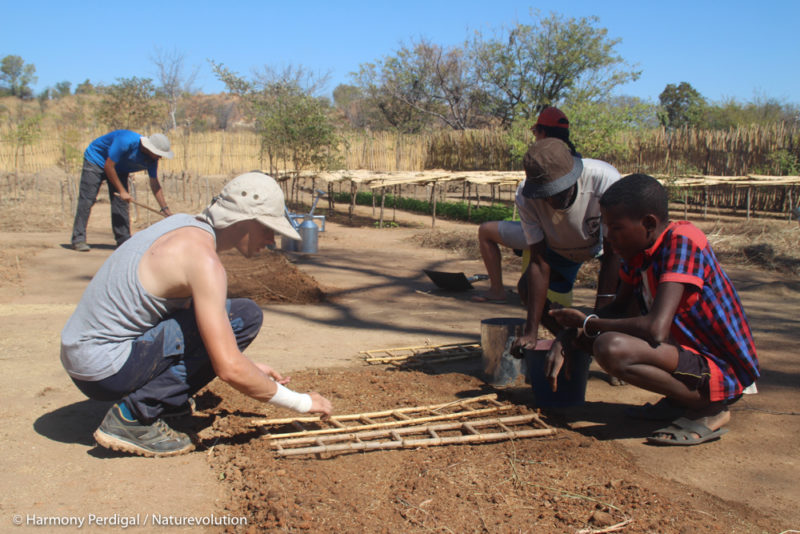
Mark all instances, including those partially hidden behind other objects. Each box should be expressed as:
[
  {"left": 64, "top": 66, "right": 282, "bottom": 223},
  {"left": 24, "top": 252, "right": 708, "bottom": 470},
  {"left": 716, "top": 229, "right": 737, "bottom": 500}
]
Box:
[
  {"left": 93, "top": 403, "right": 195, "bottom": 457},
  {"left": 161, "top": 397, "right": 196, "bottom": 419},
  {"left": 72, "top": 242, "right": 90, "bottom": 252}
]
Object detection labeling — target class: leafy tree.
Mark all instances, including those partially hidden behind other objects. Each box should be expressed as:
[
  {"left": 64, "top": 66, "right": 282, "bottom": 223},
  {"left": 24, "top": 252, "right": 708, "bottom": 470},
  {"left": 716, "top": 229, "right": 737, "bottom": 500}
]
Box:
[
  {"left": 355, "top": 38, "right": 489, "bottom": 131},
  {"left": 704, "top": 94, "right": 799, "bottom": 129},
  {"left": 658, "top": 82, "right": 705, "bottom": 128},
  {"left": 333, "top": 84, "right": 371, "bottom": 128},
  {"left": 211, "top": 62, "right": 341, "bottom": 175},
  {"left": 562, "top": 96, "right": 656, "bottom": 161},
  {"left": 54, "top": 81, "right": 72, "bottom": 98},
  {"left": 151, "top": 47, "right": 199, "bottom": 130},
  {"left": 471, "top": 11, "right": 640, "bottom": 125},
  {"left": 353, "top": 60, "right": 434, "bottom": 133},
  {"left": 96, "top": 77, "right": 163, "bottom": 131},
  {"left": 0, "top": 55, "right": 37, "bottom": 99},
  {"left": 75, "top": 79, "right": 95, "bottom": 95}
]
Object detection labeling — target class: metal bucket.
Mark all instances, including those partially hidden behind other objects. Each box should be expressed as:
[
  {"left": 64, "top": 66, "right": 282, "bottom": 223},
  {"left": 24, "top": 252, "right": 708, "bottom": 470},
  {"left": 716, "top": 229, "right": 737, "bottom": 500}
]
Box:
[{"left": 480, "top": 317, "right": 526, "bottom": 386}]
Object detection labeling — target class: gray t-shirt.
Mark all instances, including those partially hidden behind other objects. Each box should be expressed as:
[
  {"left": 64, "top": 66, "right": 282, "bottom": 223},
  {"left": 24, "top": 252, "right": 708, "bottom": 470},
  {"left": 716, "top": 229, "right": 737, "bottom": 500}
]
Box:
[
  {"left": 60, "top": 214, "right": 215, "bottom": 381},
  {"left": 516, "top": 158, "right": 621, "bottom": 263}
]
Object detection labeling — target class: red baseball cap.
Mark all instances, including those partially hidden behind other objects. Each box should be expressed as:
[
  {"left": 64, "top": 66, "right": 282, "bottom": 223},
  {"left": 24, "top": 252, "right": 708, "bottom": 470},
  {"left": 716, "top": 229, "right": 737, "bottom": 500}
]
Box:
[{"left": 535, "top": 107, "right": 569, "bottom": 129}]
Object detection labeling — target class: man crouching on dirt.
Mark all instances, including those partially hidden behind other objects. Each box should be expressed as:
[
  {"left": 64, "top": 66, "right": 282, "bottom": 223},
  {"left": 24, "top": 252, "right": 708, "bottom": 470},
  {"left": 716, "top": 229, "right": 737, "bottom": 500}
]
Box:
[
  {"left": 547, "top": 174, "right": 758, "bottom": 446},
  {"left": 60, "top": 172, "right": 332, "bottom": 457}
]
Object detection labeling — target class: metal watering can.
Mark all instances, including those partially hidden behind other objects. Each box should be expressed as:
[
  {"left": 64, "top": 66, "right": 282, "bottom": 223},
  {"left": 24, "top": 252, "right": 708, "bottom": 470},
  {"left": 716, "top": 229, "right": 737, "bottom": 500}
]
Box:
[{"left": 281, "top": 189, "right": 326, "bottom": 254}]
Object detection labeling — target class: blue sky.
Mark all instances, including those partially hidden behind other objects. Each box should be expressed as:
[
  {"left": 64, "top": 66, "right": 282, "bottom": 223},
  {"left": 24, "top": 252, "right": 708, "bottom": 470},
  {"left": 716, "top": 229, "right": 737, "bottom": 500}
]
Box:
[{"left": 3, "top": 0, "right": 799, "bottom": 105}]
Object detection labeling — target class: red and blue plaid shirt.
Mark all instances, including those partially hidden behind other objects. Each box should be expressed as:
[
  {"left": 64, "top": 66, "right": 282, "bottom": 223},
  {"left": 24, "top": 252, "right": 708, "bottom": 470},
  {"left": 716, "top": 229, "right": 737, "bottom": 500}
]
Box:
[{"left": 620, "top": 221, "right": 759, "bottom": 402}]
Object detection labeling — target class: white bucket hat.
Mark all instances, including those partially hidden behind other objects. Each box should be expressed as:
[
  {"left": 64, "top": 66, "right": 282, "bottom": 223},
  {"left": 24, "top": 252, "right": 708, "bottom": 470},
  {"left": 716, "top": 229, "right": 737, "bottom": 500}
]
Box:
[
  {"left": 199, "top": 172, "right": 300, "bottom": 240},
  {"left": 140, "top": 133, "right": 175, "bottom": 159}
]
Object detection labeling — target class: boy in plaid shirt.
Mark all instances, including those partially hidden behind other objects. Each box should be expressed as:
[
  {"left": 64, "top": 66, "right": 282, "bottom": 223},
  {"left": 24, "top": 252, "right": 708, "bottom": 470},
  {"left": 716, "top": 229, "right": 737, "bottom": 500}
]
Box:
[{"left": 549, "top": 174, "right": 759, "bottom": 445}]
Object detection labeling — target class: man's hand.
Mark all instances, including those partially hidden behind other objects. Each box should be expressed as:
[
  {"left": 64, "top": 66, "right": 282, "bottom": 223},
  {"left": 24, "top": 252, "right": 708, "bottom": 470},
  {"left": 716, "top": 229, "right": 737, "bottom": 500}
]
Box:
[
  {"left": 510, "top": 333, "right": 538, "bottom": 357},
  {"left": 543, "top": 338, "right": 565, "bottom": 392},
  {"left": 116, "top": 190, "right": 133, "bottom": 203},
  {"left": 549, "top": 308, "right": 587, "bottom": 330},
  {"left": 254, "top": 362, "right": 290, "bottom": 385},
  {"left": 308, "top": 392, "right": 333, "bottom": 417}
]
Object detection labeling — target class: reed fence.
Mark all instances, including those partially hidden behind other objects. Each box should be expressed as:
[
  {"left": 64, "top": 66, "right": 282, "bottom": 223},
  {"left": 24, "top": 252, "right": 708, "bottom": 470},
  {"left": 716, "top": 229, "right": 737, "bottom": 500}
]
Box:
[{"left": 2, "top": 125, "right": 798, "bottom": 218}]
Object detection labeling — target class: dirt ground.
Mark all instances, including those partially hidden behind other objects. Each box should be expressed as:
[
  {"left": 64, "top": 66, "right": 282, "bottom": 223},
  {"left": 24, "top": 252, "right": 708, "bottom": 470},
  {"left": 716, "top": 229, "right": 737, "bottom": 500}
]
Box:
[{"left": 1, "top": 180, "right": 799, "bottom": 533}]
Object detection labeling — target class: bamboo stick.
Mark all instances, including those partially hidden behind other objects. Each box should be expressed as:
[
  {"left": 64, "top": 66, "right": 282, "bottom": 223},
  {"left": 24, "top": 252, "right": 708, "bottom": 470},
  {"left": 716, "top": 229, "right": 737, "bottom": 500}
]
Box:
[
  {"left": 257, "top": 393, "right": 500, "bottom": 425},
  {"left": 260, "top": 404, "right": 518, "bottom": 440}
]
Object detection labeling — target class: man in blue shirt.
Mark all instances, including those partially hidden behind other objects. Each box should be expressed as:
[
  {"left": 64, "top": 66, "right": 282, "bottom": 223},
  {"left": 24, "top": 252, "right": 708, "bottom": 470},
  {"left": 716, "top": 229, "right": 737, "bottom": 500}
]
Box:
[{"left": 70, "top": 130, "right": 174, "bottom": 251}]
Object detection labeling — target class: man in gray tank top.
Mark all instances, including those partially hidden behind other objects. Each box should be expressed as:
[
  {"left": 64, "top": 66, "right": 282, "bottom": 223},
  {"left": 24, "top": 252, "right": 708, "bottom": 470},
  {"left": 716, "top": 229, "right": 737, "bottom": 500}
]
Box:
[{"left": 60, "top": 172, "right": 333, "bottom": 457}]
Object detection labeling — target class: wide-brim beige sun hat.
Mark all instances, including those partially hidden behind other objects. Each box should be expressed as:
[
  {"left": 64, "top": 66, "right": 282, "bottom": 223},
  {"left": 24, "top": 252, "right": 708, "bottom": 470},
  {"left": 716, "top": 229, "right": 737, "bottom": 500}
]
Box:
[
  {"left": 521, "top": 138, "right": 583, "bottom": 199},
  {"left": 141, "top": 133, "right": 175, "bottom": 159},
  {"left": 200, "top": 172, "right": 301, "bottom": 240}
]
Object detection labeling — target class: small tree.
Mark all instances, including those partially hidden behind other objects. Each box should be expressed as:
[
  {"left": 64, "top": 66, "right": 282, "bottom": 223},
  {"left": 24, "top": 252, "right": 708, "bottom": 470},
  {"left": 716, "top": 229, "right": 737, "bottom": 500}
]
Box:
[
  {"left": 151, "top": 47, "right": 199, "bottom": 130},
  {"left": 0, "top": 55, "right": 37, "bottom": 99},
  {"left": 658, "top": 82, "right": 705, "bottom": 128},
  {"left": 75, "top": 79, "right": 95, "bottom": 95},
  {"left": 54, "top": 81, "right": 72, "bottom": 98},
  {"left": 97, "top": 77, "right": 163, "bottom": 131},
  {"left": 211, "top": 62, "right": 342, "bottom": 178}
]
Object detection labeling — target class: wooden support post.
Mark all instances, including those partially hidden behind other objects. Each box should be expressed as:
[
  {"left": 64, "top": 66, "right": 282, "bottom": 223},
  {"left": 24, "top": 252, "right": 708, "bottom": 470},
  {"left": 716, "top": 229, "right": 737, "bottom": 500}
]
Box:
[
  {"left": 747, "top": 186, "right": 751, "bottom": 220},
  {"left": 379, "top": 187, "right": 386, "bottom": 228},
  {"left": 684, "top": 187, "right": 688, "bottom": 220}
]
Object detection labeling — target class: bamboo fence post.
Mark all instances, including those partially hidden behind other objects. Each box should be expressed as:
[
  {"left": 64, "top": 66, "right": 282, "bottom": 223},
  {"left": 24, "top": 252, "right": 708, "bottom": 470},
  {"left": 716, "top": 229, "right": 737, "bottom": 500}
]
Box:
[{"left": 430, "top": 182, "right": 437, "bottom": 228}]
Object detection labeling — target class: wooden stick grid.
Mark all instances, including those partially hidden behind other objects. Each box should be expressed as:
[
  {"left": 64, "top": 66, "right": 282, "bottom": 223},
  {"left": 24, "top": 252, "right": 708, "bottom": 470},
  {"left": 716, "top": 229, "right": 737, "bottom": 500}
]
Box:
[
  {"left": 254, "top": 394, "right": 555, "bottom": 458},
  {"left": 273, "top": 414, "right": 555, "bottom": 457},
  {"left": 360, "top": 341, "right": 481, "bottom": 366}
]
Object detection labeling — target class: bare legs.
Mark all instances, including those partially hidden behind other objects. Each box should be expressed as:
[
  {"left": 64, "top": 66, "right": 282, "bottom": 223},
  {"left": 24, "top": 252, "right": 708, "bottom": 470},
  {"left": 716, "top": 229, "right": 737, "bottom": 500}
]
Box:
[
  {"left": 591, "top": 332, "right": 730, "bottom": 434},
  {"left": 475, "top": 221, "right": 510, "bottom": 301}
]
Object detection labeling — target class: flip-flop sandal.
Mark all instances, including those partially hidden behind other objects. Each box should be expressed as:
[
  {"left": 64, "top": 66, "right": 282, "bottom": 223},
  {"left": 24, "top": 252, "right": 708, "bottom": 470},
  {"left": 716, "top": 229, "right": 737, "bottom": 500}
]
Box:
[
  {"left": 625, "top": 397, "right": 685, "bottom": 421},
  {"left": 646, "top": 417, "right": 728, "bottom": 446}
]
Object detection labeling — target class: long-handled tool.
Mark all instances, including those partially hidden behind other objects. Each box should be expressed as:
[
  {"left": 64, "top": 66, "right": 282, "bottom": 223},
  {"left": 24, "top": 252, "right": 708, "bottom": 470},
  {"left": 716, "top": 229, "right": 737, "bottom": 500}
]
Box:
[{"left": 114, "top": 192, "right": 166, "bottom": 218}]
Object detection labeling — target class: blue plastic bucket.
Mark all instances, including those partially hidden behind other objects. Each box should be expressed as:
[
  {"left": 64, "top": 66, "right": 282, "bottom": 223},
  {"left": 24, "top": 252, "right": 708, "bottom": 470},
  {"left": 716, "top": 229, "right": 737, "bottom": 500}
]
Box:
[{"left": 524, "top": 348, "right": 591, "bottom": 408}]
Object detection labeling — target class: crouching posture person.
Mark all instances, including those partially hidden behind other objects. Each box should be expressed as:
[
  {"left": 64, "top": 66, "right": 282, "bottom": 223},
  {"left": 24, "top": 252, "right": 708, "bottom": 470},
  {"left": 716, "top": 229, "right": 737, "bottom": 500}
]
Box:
[
  {"left": 548, "top": 174, "right": 758, "bottom": 445},
  {"left": 60, "top": 172, "right": 332, "bottom": 457}
]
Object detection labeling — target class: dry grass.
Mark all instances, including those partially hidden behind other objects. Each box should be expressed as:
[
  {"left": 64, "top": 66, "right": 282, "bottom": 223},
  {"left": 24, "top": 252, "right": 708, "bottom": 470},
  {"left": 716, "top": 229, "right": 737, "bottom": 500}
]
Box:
[
  {"left": 413, "top": 219, "right": 800, "bottom": 281},
  {"left": 702, "top": 219, "right": 800, "bottom": 275}
]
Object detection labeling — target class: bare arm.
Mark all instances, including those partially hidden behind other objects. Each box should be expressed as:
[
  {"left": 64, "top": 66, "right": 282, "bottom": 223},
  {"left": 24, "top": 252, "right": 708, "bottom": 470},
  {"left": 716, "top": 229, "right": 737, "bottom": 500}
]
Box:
[
  {"left": 593, "top": 241, "right": 621, "bottom": 312},
  {"left": 513, "top": 241, "right": 550, "bottom": 351},
  {"left": 148, "top": 176, "right": 172, "bottom": 216},
  {"left": 166, "top": 236, "right": 331, "bottom": 415},
  {"left": 104, "top": 158, "right": 132, "bottom": 202},
  {"left": 551, "top": 281, "right": 686, "bottom": 346}
]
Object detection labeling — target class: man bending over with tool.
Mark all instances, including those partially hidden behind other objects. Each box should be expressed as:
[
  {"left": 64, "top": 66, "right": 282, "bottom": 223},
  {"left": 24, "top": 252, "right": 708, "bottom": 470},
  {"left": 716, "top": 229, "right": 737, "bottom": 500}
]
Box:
[
  {"left": 71, "top": 129, "right": 174, "bottom": 251},
  {"left": 61, "top": 172, "right": 332, "bottom": 457}
]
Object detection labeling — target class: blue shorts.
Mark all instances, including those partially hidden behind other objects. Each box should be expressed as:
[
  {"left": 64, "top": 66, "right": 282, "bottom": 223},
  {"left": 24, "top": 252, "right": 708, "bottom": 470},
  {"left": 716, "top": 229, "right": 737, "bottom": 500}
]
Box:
[{"left": 544, "top": 248, "right": 582, "bottom": 294}]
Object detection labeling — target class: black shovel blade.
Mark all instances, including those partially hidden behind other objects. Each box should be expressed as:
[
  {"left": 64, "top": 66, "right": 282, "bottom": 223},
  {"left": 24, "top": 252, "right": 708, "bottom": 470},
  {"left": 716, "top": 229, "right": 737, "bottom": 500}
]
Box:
[{"left": 423, "top": 270, "right": 474, "bottom": 291}]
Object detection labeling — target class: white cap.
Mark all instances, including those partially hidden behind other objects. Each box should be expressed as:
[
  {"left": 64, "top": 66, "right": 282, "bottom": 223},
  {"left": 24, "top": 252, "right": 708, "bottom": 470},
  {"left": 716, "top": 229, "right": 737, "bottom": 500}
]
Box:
[
  {"left": 199, "top": 172, "right": 300, "bottom": 240},
  {"left": 141, "top": 133, "right": 174, "bottom": 159}
]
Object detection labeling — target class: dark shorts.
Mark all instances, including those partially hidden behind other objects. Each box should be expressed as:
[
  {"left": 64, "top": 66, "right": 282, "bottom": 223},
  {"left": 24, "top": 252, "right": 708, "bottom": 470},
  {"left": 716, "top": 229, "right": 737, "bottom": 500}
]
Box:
[{"left": 673, "top": 348, "right": 711, "bottom": 394}]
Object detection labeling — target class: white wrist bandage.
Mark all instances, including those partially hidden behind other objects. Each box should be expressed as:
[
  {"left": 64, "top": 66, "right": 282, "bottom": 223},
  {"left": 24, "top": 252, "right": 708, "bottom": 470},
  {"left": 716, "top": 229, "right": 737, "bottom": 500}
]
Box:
[{"left": 269, "top": 383, "right": 313, "bottom": 413}]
